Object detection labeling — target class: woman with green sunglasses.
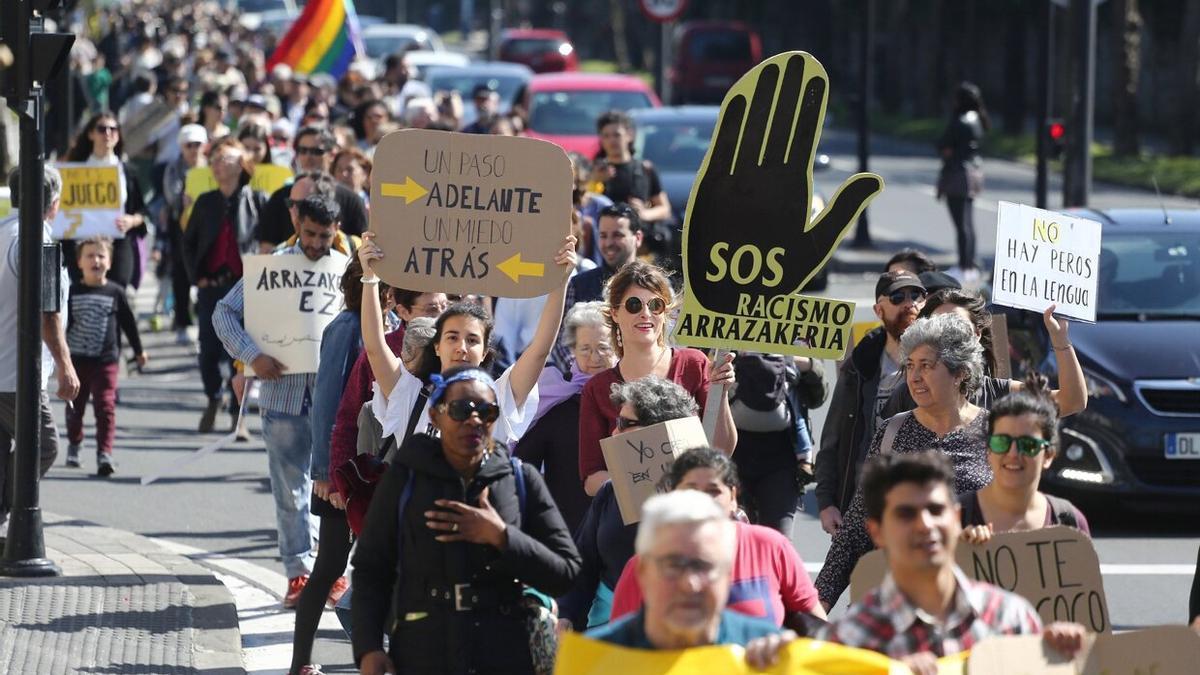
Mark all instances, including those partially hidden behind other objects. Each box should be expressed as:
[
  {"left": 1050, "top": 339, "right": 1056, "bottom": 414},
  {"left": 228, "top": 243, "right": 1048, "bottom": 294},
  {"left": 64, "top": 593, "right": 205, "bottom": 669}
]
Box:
[{"left": 960, "top": 373, "right": 1090, "bottom": 545}]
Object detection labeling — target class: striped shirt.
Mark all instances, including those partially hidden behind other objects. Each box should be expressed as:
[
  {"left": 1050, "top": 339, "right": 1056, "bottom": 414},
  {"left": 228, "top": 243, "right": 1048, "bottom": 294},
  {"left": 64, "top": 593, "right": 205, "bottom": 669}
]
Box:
[
  {"left": 818, "top": 566, "right": 1042, "bottom": 659},
  {"left": 212, "top": 243, "right": 315, "bottom": 416}
]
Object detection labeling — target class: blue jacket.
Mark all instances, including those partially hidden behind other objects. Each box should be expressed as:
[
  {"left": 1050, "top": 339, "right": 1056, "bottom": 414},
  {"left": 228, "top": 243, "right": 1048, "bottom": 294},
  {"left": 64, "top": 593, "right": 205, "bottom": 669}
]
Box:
[{"left": 310, "top": 311, "right": 362, "bottom": 479}]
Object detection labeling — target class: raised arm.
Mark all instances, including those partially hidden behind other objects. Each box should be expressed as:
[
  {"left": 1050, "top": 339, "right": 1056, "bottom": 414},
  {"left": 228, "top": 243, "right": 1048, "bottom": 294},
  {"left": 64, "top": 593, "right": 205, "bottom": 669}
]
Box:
[
  {"left": 357, "top": 233, "right": 403, "bottom": 398},
  {"left": 503, "top": 235, "right": 577, "bottom": 409}
]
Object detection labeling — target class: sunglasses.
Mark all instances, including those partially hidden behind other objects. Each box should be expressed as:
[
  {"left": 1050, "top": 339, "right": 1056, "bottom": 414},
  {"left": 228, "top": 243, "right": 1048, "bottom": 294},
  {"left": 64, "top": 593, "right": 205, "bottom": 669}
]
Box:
[
  {"left": 296, "top": 146, "right": 327, "bottom": 156},
  {"left": 615, "top": 416, "right": 642, "bottom": 432},
  {"left": 184, "top": 142, "right": 203, "bottom": 149},
  {"left": 623, "top": 296, "right": 667, "bottom": 316},
  {"left": 438, "top": 399, "right": 500, "bottom": 424},
  {"left": 987, "top": 434, "right": 1052, "bottom": 457},
  {"left": 887, "top": 289, "right": 926, "bottom": 305},
  {"left": 95, "top": 124, "right": 119, "bottom": 134},
  {"left": 169, "top": 88, "right": 189, "bottom": 95}
]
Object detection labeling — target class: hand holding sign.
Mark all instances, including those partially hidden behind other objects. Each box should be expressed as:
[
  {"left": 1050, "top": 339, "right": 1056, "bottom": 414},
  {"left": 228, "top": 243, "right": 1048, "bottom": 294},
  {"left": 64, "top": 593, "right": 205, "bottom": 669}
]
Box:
[{"left": 684, "top": 52, "right": 883, "bottom": 315}]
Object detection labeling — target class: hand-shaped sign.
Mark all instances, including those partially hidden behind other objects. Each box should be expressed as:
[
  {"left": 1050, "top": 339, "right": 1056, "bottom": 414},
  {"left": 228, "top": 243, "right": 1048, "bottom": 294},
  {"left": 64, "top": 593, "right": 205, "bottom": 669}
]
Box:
[{"left": 672, "top": 52, "right": 884, "bottom": 359}]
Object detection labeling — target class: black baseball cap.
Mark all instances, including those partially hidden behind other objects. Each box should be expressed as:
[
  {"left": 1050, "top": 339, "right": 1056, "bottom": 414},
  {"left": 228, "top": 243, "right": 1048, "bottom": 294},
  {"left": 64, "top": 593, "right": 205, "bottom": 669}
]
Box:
[
  {"left": 875, "top": 270, "right": 926, "bottom": 299},
  {"left": 919, "top": 270, "right": 962, "bottom": 295}
]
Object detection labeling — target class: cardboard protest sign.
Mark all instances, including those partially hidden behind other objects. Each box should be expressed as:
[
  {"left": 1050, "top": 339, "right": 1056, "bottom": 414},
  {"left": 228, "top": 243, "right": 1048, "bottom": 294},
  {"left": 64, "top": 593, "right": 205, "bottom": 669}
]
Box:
[
  {"left": 50, "top": 164, "right": 124, "bottom": 239},
  {"left": 849, "top": 526, "right": 1111, "bottom": 633},
  {"left": 991, "top": 202, "right": 1103, "bottom": 323},
  {"left": 181, "top": 164, "right": 294, "bottom": 228},
  {"left": 599, "top": 416, "right": 708, "bottom": 525},
  {"left": 968, "top": 627, "right": 1200, "bottom": 675},
  {"left": 670, "top": 52, "right": 883, "bottom": 360},
  {"left": 120, "top": 100, "right": 175, "bottom": 157},
  {"left": 369, "top": 128, "right": 572, "bottom": 298},
  {"left": 243, "top": 251, "right": 349, "bottom": 374}
]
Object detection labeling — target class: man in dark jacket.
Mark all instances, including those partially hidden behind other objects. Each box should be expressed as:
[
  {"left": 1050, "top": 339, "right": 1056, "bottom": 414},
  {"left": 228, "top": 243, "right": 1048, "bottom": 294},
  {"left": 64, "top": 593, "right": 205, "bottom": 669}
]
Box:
[
  {"left": 182, "top": 139, "right": 267, "bottom": 432},
  {"left": 814, "top": 271, "right": 925, "bottom": 536}
]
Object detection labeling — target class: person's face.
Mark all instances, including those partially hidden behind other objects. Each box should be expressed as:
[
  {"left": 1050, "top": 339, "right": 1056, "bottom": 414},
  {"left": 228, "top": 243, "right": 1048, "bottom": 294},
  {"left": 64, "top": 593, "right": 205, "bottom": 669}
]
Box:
[
  {"left": 874, "top": 286, "right": 925, "bottom": 340},
  {"left": 298, "top": 216, "right": 337, "bottom": 260},
  {"left": 637, "top": 520, "right": 732, "bottom": 644},
  {"left": 78, "top": 243, "right": 111, "bottom": 284},
  {"left": 303, "top": 103, "right": 330, "bottom": 127},
  {"left": 288, "top": 177, "right": 315, "bottom": 231},
  {"left": 931, "top": 304, "right": 980, "bottom": 338},
  {"left": 211, "top": 148, "right": 245, "bottom": 183},
  {"left": 598, "top": 214, "right": 641, "bottom": 268},
  {"left": 363, "top": 105, "right": 388, "bottom": 136},
  {"left": 867, "top": 481, "right": 960, "bottom": 574},
  {"left": 571, "top": 323, "right": 616, "bottom": 376},
  {"left": 294, "top": 133, "right": 331, "bottom": 172},
  {"left": 614, "top": 285, "right": 667, "bottom": 355},
  {"left": 475, "top": 91, "right": 498, "bottom": 115},
  {"left": 89, "top": 117, "right": 120, "bottom": 154},
  {"left": 676, "top": 468, "right": 737, "bottom": 517},
  {"left": 241, "top": 137, "right": 266, "bottom": 165},
  {"left": 166, "top": 82, "right": 190, "bottom": 109},
  {"left": 988, "top": 413, "right": 1054, "bottom": 493},
  {"left": 398, "top": 292, "right": 449, "bottom": 321},
  {"left": 334, "top": 155, "right": 367, "bottom": 192},
  {"left": 204, "top": 96, "right": 228, "bottom": 124},
  {"left": 181, "top": 140, "right": 205, "bottom": 166},
  {"left": 905, "top": 344, "right": 962, "bottom": 410},
  {"left": 435, "top": 315, "right": 488, "bottom": 372},
  {"left": 599, "top": 122, "right": 632, "bottom": 158},
  {"left": 613, "top": 401, "right": 641, "bottom": 435},
  {"left": 432, "top": 380, "right": 498, "bottom": 461}
]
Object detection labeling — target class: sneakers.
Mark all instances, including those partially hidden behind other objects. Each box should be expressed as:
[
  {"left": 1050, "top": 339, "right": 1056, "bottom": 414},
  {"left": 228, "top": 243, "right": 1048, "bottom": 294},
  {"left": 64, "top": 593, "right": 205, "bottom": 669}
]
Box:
[
  {"left": 175, "top": 328, "right": 192, "bottom": 346},
  {"left": 283, "top": 575, "right": 309, "bottom": 609},
  {"left": 296, "top": 665, "right": 326, "bottom": 675},
  {"left": 97, "top": 454, "right": 115, "bottom": 477},
  {"left": 326, "top": 576, "right": 349, "bottom": 608},
  {"left": 199, "top": 397, "right": 223, "bottom": 433},
  {"left": 65, "top": 444, "right": 81, "bottom": 468}
]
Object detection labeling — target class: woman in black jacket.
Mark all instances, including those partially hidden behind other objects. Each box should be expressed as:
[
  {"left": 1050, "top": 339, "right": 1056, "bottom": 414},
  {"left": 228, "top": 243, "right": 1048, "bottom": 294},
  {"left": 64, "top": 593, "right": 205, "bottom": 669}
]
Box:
[{"left": 352, "top": 365, "right": 581, "bottom": 675}]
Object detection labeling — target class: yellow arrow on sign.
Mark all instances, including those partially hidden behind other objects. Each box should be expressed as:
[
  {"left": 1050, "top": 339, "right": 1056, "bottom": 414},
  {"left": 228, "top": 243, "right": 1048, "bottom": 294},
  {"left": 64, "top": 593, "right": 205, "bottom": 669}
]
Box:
[
  {"left": 379, "top": 176, "right": 428, "bottom": 204},
  {"left": 63, "top": 212, "right": 84, "bottom": 239},
  {"left": 496, "top": 253, "right": 545, "bottom": 283}
]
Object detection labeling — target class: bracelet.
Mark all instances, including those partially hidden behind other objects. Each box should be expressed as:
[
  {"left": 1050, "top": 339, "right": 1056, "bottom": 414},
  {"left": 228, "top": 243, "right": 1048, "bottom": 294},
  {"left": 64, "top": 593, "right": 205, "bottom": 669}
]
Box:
[
  {"left": 361, "top": 276, "right": 381, "bottom": 285},
  {"left": 1053, "top": 343, "right": 1073, "bottom": 351}
]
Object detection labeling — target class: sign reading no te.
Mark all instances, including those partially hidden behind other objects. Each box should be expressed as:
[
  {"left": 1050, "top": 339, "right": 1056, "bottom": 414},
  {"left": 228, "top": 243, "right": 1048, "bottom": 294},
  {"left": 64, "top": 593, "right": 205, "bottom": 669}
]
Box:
[{"left": 369, "top": 129, "right": 573, "bottom": 298}]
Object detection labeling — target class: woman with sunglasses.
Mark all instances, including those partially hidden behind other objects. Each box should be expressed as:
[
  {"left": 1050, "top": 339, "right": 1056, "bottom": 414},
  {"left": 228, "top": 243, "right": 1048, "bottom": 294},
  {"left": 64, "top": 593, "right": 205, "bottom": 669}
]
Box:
[
  {"left": 960, "top": 372, "right": 1090, "bottom": 545},
  {"left": 64, "top": 112, "right": 149, "bottom": 289},
  {"left": 198, "top": 90, "right": 231, "bottom": 141},
  {"left": 357, "top": 232, "right": 577, "bottom": 450},
  {"left": 578, "top": 261, "right": 736, "bottom": 496},
  {"left": 351, "top": 366, "right": 580, "bottom": 675}
]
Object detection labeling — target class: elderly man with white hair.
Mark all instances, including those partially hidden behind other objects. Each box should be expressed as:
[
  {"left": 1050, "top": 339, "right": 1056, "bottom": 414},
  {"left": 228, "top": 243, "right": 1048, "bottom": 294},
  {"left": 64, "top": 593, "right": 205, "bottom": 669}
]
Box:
[{"left": 586, "top": 490, "right": 796, "bottom": 668}]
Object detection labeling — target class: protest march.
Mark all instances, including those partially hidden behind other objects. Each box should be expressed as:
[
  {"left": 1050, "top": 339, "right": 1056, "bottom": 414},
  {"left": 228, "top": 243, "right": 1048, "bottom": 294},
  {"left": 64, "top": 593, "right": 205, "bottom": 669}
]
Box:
[{"left": 1, "top": 0, "right": 1199, "bottom": 673}]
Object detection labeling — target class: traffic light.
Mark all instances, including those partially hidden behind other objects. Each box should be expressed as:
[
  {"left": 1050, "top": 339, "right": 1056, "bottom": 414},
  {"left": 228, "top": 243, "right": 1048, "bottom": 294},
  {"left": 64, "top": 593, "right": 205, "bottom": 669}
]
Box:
[{"left": 1046, "top": 119, "right": 1066, "bottom": 160}]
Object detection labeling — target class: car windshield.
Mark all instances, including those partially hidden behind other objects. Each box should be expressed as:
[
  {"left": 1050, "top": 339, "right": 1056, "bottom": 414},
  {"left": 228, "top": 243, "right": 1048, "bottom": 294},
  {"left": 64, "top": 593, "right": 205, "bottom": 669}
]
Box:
[
  {"left": 635, "top": 119, "right": 716, "bottom": 172},
  {"left": 426, "top": 74, "right": 526, "bottom": 105},
  {"left": 688, "top": 30, "right": 751, "bottom": 62},
  {"left": 364, "top": 35, "right": 428, "bottom": 58},
  {"left": 237, "top": 0, "right": 288, "bottom": 13},
  {"left": 504, "top": 39, "right": 564, "bottom": 57},
  {"left": 529, "top": 90, "right": 654, "bottom": 135},
  {"left": 1097, "top": 231, "right": 1200, "bottom": 318}
]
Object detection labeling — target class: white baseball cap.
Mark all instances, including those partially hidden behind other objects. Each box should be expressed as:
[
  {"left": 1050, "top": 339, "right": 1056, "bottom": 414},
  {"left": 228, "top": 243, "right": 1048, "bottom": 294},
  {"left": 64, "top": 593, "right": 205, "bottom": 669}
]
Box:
[{"left": 178, "top": 124, "right": 208, "bottom": 146}]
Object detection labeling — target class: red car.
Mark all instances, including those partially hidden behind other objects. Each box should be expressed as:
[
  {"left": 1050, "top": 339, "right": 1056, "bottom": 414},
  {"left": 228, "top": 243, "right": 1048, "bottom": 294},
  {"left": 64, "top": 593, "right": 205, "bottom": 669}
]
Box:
[
  {"left": 670, "top": 21, "right": 762, "bottom": 104},
  {"left": 523, "top": 73, "right": 661, "bottom": 157},
  {"left": 498, "top": 29, "right": 578, "bottom": 74}
]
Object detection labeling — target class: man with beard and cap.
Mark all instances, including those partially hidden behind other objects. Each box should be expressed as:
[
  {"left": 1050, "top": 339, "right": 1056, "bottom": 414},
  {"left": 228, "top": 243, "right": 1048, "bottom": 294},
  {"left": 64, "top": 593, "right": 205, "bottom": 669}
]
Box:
[{"left": 814, "top": 270, "right": 926, "bottom": 538}]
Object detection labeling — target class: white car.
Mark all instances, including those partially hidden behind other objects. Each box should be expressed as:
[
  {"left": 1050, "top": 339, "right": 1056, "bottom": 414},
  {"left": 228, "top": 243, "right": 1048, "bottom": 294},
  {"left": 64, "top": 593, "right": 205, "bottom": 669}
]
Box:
[{"left": 361, "top": 24, "right": 446, "bottom": 60}]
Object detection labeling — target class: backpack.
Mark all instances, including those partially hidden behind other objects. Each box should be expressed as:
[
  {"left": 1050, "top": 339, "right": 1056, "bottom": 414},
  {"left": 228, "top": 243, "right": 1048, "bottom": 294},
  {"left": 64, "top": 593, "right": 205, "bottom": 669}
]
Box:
[{"left": 729, "top": 353, "right": 791, "bottom": 432}]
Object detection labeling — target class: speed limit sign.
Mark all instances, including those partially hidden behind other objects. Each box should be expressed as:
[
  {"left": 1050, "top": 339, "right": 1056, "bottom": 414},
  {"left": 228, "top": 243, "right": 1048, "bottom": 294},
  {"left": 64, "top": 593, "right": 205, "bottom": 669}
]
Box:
[{"left": 638, "top": 0, "right": 688, "bottom": 23}]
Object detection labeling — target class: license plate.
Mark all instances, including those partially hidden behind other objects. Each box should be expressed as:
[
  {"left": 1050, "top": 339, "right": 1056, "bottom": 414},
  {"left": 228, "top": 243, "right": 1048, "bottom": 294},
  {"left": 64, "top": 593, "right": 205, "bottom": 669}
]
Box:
[{"left": 1165, "top": 433, "right": 1200, "bottom": 459}]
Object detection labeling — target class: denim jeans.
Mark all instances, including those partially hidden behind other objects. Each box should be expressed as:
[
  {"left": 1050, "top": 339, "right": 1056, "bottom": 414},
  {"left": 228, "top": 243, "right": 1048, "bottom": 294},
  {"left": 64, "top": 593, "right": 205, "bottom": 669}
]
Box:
[{"left": 261, "top": 410, "right": 318, "bottom": 578}]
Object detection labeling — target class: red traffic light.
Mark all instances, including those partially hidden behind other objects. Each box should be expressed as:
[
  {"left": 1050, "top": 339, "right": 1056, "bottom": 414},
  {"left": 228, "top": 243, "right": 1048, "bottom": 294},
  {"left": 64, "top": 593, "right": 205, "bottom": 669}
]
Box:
[{"left": 1048, "top": 121, "right": 1066, "bottom": 140}]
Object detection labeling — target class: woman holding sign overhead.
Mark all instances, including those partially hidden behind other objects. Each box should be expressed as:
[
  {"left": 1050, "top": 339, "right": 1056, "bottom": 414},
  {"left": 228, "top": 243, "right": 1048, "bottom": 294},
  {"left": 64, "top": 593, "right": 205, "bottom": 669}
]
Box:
[
  {"left": 64, "top": 112, "right": 149, "bottom": 289},
  {"left": 578, "top": 260, "right": 737, "bottom": 497},
  {"left": 356, "top": 231, "right": 578, "bottom": 450}
]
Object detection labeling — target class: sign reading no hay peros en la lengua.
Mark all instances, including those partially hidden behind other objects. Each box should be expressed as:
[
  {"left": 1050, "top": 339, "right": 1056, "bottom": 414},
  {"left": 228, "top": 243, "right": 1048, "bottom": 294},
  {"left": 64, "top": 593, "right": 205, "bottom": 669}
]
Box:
[
  {"left": 369, "top": 129, "right": 572, "bottom": 298},
  {"left": 671, "top": 52, "right": 884, "bottom": 360}
]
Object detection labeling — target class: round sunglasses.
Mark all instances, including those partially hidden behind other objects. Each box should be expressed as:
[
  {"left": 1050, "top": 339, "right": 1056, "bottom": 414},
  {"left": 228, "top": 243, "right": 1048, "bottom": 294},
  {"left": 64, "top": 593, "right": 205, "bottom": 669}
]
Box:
[
  {"left": 437, "top": 399, "right": 500, "bottom": 423},
  {"left": 622, "top": 296, "right": 667, "bottom": 316},
  {"left": 987, "top": 434, "right": 1051, "bottom": 457}
]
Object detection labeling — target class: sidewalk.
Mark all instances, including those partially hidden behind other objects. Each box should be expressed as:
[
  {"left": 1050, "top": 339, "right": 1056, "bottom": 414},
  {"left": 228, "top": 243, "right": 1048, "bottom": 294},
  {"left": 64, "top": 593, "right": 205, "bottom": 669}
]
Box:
[{"left": 0, "top": 512, "right": 243, "bottom": 674}]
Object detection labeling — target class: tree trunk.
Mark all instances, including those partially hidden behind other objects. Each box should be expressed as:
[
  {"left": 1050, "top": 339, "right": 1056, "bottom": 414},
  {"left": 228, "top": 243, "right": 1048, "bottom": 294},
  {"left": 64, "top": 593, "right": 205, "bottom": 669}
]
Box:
[
  {"left": 1111, "top": 0, "right": 1142, "bottom": 156},
  {"left": 610, "top": 0, "right": 632, "bottom": 73}
]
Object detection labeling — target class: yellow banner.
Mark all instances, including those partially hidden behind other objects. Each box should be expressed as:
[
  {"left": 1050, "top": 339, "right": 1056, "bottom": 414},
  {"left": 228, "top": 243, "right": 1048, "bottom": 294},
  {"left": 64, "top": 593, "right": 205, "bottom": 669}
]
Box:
[
  {"left": 553, "top": 633, "right": 966, "bottom": 675},
  {"left": 182, "top": 164, "right": 294, "bottom": 227},
  {"left": 59, "top": 165, "right": 122, "bottom": 210}
]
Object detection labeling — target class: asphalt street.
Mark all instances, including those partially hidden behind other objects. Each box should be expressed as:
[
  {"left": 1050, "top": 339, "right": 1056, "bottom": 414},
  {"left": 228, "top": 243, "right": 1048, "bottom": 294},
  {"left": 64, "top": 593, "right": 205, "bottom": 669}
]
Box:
[{"left": 34, "top": 132, "right": 1199, "bottom": 672}]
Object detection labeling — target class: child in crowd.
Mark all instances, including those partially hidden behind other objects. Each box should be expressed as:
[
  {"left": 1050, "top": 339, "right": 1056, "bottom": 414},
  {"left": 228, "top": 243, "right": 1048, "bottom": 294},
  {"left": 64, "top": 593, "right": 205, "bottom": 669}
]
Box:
[{"left": 65, "top": 236, "right": 147, "bottom": 476}]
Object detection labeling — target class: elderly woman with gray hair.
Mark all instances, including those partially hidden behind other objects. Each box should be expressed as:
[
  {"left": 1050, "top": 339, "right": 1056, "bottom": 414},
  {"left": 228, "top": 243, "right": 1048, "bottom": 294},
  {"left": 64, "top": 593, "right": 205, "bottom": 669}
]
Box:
[
  {"left": 515, "top": 301, "right": 617, "bottom": 533},
  {"left": 559, "top": 376, "right": 699, "bottom": 633},
  {"left": 814, "top": 313, "right": 993, "bottom": 609}
]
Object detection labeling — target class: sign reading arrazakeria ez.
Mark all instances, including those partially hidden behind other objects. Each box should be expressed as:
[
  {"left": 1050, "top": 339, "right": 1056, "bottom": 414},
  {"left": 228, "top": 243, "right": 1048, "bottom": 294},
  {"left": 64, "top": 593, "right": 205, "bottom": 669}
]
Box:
[{"left": 369, "top": 129, "right": 572, "bottom": 298}]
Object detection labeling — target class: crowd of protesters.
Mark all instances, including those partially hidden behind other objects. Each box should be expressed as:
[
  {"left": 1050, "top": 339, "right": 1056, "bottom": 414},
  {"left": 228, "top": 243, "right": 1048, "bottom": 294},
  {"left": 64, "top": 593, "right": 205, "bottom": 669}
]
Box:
[{"left": 2, "top": 2, "right": 1190, "bottom": 674}]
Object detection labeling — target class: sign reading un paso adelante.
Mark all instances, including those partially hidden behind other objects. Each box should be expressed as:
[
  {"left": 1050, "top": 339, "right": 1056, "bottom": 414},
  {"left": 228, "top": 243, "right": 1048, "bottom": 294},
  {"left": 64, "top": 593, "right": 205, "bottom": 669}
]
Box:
[
  {"left": 369, "top": 129, "right": 572, "bottom": 298},
  {"left": 671, "top": 52, "right": 884, "bottom": 360}
]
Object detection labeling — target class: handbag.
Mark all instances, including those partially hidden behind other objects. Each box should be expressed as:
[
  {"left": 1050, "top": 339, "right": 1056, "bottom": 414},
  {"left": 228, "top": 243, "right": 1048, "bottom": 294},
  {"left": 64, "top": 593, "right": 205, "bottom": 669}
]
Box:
[{"left": 337, "top": 389, "right": 426, "bottom": 535}]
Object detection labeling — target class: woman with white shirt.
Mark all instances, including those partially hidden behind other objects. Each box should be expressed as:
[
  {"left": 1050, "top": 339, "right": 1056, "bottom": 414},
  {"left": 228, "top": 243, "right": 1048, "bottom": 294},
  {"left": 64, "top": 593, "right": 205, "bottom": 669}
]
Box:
[
  {"left": 356, "top": 231, "right": 578, "bottom": 448},
  {"left": 63, "top": 112, "right": 149, "bottom": 289}
]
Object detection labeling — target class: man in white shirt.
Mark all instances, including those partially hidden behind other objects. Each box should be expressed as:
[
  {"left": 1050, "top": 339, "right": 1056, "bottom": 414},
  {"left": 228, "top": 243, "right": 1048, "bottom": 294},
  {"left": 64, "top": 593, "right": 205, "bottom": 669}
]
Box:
[{"left": 0, "top": 166, "right": 80, "bottom": 535}]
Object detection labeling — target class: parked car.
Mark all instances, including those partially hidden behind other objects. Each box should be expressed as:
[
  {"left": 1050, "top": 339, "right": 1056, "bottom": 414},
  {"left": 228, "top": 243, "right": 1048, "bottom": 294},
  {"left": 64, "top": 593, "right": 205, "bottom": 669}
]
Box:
[
  {"left": 669, "top": 21, "right": 762, "bottom": 104},
  {"left": 424, "top": 62, "right": 534, "bottom": 128},
  {"left": 497, "top": 29, "right": 578, "bottom": 74},
  {"left": 404, "top": 51, "right": 471, "bottom": 79},
  {"left": 523, "top": 73, "right": 660, "bottom": 157},
  {"left": 362, "top": 23, "right": 446, "bottom": 60},
  {"left": 234, "top": 0, "right": 297, "bottom": 31},
  {"left": 629, "top": 105, "right": 832, "bottom": 289},
  {"left": 995, "top": 208, "right": 1200, "bottom": 515}
]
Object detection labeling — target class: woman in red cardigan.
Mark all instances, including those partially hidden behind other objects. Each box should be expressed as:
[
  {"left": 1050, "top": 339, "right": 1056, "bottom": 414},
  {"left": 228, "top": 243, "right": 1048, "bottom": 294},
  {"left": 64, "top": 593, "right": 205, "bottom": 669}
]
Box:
[{"left": 578, "top": 261, "right": 737, "bottom": 495}]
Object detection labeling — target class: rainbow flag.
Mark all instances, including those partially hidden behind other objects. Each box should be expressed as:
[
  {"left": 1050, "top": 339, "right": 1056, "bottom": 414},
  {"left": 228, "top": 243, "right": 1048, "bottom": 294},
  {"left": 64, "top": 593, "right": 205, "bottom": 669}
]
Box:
[{"left": 266, "top": 0, "right": 364, "bottom": 79}]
